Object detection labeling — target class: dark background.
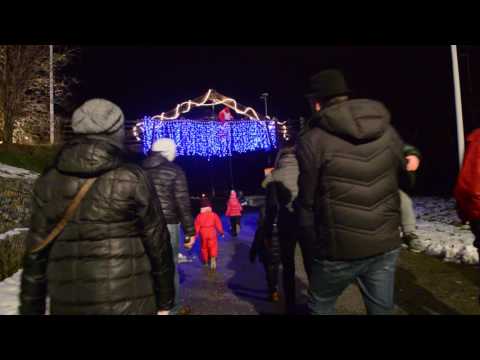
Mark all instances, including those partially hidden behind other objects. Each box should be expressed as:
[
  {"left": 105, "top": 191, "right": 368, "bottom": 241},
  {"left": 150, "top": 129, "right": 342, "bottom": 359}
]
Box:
[{"left": 69, "top": 45, "right": 480, "bottom": 197}]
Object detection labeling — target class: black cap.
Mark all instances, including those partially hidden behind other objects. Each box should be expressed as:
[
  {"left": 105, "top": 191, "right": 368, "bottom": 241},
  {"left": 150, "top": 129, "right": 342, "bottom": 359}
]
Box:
[{"left": 306, "top": 69, "right": 350, "bottom": 100}]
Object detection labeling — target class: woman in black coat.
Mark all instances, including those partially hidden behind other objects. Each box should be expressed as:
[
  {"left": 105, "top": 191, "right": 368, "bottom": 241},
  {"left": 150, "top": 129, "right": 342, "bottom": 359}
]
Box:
[{"left": 249, "top": 184, "right": 282, "bottom": 302}]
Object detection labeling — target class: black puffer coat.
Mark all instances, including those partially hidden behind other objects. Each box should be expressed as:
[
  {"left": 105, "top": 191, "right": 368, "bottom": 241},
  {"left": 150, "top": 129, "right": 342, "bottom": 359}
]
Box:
[
  {"left": 296, "top": 99, "right": 406, "bottom": 261},
  {"left": 250, "top": 198, "right": 281, "bottom": 266},
  {"left": 19, "top": 136, "right": 174, "bottom": 315},
  {"left": 142, "top": 153, "right": 195, "bottom": 236}
]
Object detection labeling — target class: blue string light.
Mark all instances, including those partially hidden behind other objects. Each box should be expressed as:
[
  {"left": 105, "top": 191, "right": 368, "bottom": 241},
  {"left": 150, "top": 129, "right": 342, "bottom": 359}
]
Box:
[{"left": 141, "top": 117, "right": 277, "bottom": 157}]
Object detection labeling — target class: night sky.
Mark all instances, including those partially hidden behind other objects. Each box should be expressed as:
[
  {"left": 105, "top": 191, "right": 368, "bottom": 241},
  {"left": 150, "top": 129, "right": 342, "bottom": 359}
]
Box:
[{"left": 70, "top": 46, "right": 471, "bottom": 197}]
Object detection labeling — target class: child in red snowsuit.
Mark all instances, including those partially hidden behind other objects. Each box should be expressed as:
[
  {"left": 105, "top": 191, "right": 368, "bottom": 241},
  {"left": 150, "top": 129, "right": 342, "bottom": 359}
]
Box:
[
  {"left": 195, "top": 197, "right": 224, "bottom": 271},
  {"left": 226, "top": 190, "right": 243, "bottom": 237}
]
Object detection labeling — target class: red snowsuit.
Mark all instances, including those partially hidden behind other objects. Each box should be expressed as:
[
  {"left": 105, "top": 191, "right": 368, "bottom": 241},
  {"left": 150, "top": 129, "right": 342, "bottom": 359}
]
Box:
[
  {"left": 454, "top": 129, "right": 480, "bottom": 222},
  {"left": 195, "top": 208, "right": 224, "bottom": 263},
  {"left": 226, "top": 193, "right": 243, "bottom": 217}
]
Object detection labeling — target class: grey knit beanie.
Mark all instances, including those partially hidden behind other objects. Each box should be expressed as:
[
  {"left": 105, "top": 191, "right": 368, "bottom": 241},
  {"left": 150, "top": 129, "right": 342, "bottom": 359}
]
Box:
[{"left": 71, "top": 99, "right": 125, "bottom": 135}]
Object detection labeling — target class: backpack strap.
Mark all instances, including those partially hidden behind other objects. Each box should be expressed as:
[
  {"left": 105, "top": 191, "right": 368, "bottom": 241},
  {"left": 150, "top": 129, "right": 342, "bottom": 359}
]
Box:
[{"left": 30, "top": 177, "right": 97, "bottom": 254}]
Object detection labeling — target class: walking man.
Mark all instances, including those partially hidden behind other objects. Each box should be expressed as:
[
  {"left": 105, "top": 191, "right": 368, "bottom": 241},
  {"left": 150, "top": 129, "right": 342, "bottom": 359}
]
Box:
[{"left": 296, "top": 70, "right": 411, "bottom": 315}]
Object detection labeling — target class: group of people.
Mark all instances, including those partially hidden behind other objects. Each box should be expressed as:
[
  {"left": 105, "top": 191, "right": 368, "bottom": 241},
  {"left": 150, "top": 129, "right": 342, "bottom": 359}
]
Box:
[
  {"left": 17, "top": 68, "right": 478, "bottom": 315},
  {"left": 250, "top": 69, "right": 425, "bottom": 314},
  {"left": 17, "top": 96, "right": 244, "bottom": 315}
]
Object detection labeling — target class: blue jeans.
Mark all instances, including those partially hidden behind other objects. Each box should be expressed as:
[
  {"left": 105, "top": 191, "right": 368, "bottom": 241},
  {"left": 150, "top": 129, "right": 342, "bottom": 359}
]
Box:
[
  {"left": 308, "top": 248, "right": 401, "bottom": 315},
  {"left": 167, "top": 224, "right": 181, "bottom": 314}
]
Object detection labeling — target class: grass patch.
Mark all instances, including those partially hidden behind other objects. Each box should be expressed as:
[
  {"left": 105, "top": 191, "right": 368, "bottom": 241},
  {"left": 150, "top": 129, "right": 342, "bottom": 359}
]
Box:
[
  {"left": 0, "top": 233, "right": 27, "bottom": 281},
  {"left": 396, "top": 250, "right": 480, "bottom": 314},
  {"left": 0, "top": 144, "right": 60, "bottom": 173}
]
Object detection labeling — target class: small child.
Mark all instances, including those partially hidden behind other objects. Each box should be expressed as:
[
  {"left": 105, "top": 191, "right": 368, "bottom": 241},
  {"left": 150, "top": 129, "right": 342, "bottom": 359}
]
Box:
[
  {"left": 226, "top": 190, "right": 243, "bottom": 236},
  {"left": 195, "top": 196, "right": 224, "bottom": 271}
]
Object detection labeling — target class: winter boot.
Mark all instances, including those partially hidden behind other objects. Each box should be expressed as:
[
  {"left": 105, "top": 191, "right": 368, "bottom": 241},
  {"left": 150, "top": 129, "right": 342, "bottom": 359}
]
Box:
[
  {"left": 270, "top": 291, "right": 280, "bottom": 303},
  {"left": 210, "top": 257, "right": 217, "bottom": 272}
]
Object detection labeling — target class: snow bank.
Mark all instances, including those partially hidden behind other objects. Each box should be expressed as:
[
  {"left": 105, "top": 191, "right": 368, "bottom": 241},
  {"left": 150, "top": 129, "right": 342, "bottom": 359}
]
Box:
[
  {"left": 0, "top": 163, "right": 38, "bottom": 180},
  {"left": 410, "top": 197, "right": 479, "bottom": 265}
]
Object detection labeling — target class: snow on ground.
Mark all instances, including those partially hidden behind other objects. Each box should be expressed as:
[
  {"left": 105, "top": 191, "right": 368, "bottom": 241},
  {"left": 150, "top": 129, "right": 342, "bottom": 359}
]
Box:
[
  {"left": 0, "top": 163, "right": 38, "bottom": 180},
  {"left": 412, "top": 197, "right": 479, "bottom": 264},
  {"left": 0, "top": 228, "right": 29, "bottom": 242},
  {"left": 0, "top": 270, "right": 21, "bottom": 315}
]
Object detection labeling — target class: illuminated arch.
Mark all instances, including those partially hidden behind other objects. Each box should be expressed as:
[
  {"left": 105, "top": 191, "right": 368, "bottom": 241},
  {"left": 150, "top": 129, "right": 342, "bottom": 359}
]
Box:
[{"left": 150, "top": 89, "right": 261, "bottom": 121}]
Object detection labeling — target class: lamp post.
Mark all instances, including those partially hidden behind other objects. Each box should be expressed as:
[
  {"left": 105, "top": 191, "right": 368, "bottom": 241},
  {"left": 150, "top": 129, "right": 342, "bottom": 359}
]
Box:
[
  {"left": 451, "top": 45, "right": 465, "bottom": 167},
  {"left": 260, "top": 92, "right": 269, "bottom": 118},
  {"left": 49, "top": 45, "right": 54, "bottom": 145}
]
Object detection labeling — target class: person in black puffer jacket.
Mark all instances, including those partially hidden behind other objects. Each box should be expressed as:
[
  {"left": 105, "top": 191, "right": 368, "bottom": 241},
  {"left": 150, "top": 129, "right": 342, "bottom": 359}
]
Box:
[
  {"left": 142, "top": 138, "right": 195, "bottom": 315},
  {"left": 297, "top": 70, "right": 416, "bottom": 315},
  {"left": 19, "top": 99, "right": 174, "bottom": 315},
  {"left": 250, "top": 183, "right": 281, "bottom": 303}
]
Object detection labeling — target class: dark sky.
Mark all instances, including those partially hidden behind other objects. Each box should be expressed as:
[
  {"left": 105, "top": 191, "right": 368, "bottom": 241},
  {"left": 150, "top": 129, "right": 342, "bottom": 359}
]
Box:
[{"left": 71, "top": 46, "right": 471, "bottom": 196}]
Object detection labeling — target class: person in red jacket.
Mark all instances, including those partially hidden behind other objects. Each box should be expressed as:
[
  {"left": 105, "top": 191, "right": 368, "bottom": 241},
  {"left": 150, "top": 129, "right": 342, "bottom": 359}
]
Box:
[
  {"left": 226, "top": 190, "right": 243, "bottom": 236},
  {"left": 454, "top": 128, "right": 480, "bottom": 259},
  {"left": 195, "top": 197, "right": 224, "bottom": 271}
]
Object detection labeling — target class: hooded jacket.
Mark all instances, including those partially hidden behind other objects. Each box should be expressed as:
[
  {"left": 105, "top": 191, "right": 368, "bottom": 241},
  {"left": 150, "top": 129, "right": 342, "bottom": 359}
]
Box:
[
  {"left": 271, "top": 152, "right": 299, "bottom": 212},
  {"left": 142, "top": 152, "right": 195, "bottom": 236},
  {"left": 19, "top": 136, "right": 174, "bottom": 315},
  {"left": 296, "top": 99, "right": 406, "bottom": 260},
  {"left": 226, "top": 192, "right": 243, "bottom": 217}
]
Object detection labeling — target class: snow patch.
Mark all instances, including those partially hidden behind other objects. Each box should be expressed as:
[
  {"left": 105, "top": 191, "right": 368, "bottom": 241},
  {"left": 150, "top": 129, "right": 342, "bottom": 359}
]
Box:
[
  {"left": 0, "top": 228, "right": 29, "bottom": 242},
  {"left": 0, "top": 162, "right": 39, "bottom": 179}
]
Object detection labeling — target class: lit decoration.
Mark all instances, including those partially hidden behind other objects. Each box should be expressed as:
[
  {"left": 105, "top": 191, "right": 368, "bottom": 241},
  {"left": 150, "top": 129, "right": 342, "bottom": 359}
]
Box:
[
  {"left": 151, "top": 89, "right": 260, "bottom": 121},
  {"left": 277, "top": 120, "right": 290, "bottom": 141},
  {"left": 134, "top": 89, "right": 281, "bottom": 158},
  {"left": 139, "top": 117, "right": 277, "bottom": 157}
]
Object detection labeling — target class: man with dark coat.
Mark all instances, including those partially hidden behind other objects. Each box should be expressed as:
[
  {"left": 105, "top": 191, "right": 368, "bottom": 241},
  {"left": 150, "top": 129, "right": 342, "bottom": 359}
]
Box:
[
  {"left": 142, "top": 138, "right": 196, "bottom": 315},
  {"left": 296, "top": 70, "right": 410, "bottom": 315},
  {"left": 19, "top": 99, "right": 174, "bottom": 315}
]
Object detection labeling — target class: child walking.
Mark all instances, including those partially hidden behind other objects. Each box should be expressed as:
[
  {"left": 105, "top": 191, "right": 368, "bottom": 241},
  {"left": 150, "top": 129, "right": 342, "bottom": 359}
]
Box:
[
  {"left": 226, "top": 190, "right": 243, "bottom": 236},
  {"left": 195, "top": 196, "right": 224, "bottom": 271}
]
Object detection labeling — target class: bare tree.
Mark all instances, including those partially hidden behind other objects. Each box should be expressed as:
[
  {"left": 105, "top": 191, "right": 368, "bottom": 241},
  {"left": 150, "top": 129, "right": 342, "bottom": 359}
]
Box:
[{"left": 0, "top": 45, "right": 78, "bottom": 144}]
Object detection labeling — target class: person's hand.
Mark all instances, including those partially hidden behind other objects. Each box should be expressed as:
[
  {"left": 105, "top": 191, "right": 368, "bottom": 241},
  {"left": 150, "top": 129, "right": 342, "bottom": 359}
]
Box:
[
  {"left": 157, "top": 310, "right": 169, "bottom": 315},
  {"left": 184, "top": 236, "right": 196, "bottom": 249},
  {"left": 405, "top": 155, "right": 420, "bottom": 172}
]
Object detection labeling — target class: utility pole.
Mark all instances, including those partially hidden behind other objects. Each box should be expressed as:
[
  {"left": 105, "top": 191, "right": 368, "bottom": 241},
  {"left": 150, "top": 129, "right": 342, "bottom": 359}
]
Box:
[{"left": 451, "top": 45, "right": 465, "bottom": 167}]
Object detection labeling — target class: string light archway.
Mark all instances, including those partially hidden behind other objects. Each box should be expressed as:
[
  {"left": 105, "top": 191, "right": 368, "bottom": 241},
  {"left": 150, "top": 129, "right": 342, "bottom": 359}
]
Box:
[{"left": 134, "top": 89, "right": 279, "bottom": 157}]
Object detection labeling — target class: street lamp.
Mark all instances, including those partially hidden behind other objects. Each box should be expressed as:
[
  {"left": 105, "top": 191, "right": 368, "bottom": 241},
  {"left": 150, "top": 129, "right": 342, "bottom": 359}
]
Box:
[
  {"left": 260, "top": 92, "right": 269, "bottom": 118},
  {"left": 451, "top": 45, "right": 465, "bottom": 167}
]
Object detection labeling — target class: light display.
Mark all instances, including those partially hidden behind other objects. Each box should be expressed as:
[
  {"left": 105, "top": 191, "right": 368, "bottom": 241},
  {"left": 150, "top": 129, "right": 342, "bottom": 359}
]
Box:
[
  {"left": 139, "top": 117, "right": 277, "bottom": 157},
  {"left": 151, "top": 89, "right": 260, "bottom": 121}
]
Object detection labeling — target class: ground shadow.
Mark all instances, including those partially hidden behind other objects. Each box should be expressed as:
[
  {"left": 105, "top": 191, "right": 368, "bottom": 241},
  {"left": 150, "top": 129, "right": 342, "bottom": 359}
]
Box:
[
  {"left": 395, "top": 267, "right": 461, "bottom": 315},
  {"left": 226, "top": 240, "right": 280, "bottom": 314},
  {"left": 226, "top": 237, "right": 310, "bottom": 315}
]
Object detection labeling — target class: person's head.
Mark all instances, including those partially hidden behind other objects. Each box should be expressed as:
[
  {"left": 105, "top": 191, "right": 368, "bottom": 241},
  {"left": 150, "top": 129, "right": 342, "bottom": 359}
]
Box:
[
  {"left": 151, "top": 138, "right": 177, "bottom": 162},
  {"left": 71, "top": 99, "right": 125, "bottom": 148},
  {"left": 200, "top": 196, "right": 211, "bottom": 209},
  {"left": 306, "top": 69, "right": 350, "bottom": 113},
  {"left": 230, "top": 190, "right": 237, "bottom": 198}
]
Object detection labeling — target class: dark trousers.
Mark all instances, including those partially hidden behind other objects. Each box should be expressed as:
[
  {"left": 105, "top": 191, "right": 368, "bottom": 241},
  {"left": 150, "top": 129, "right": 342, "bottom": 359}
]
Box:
[
  {"left": 230, "top": 216, "right": 240, "bottom": 236},
  {"left": 470, "top": 220, "right": 480, "bottom": 250},
  {"left": 263, "top": 263, "right": 280, "bottom": 294},
  {"left": 278, "top": 209, "right": 312, "bottom": 313}
]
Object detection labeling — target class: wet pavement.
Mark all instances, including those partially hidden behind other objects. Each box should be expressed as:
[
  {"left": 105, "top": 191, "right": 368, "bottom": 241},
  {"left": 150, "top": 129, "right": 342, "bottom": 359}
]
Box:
[{"left": 179, "top": 210, "right": 371, "bottom": 315}]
